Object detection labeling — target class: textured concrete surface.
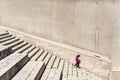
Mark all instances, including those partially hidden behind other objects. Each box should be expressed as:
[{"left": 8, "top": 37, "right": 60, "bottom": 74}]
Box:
[
  {"left": 0, "top": 0, "right": 113, "bottom": 56},
  {"left": 0, "top": 26, "right": 111, "bottom": 79},
  {"left": 0, "top": 0, "right": 120, "bottom": 79}
]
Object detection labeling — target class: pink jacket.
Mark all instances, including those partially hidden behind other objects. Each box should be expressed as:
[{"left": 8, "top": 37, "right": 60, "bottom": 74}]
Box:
[{"left": 75, "top": 56, "right": 79, "bottom": 62}]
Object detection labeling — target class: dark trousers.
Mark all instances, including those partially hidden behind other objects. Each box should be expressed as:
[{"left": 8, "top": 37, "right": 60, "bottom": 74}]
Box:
[{"left": 75, "top": 60, "right": 80, "bottom": 68}]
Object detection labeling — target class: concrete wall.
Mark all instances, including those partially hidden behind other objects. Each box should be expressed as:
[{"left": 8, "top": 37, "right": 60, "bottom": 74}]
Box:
[{"left": 0, "top": 0, "right": 119, "bottom": 67}]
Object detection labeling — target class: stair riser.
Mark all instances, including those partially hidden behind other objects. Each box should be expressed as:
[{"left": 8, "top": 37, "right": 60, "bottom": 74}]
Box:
[
  {"left": 0, "top": 47, "right": 12, "bottom": 60},
  {"left": 0, "top": 54, "right": 29, "bottom": 80}
]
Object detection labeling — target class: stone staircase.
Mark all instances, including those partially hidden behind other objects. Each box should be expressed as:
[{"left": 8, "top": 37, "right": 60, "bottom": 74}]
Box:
[{"left": 0, "top": 32, "right": 103, "bottom": 80}]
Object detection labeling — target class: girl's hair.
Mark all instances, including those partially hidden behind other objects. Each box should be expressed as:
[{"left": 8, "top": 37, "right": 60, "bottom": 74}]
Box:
[{"left": 77, "top": 55, "right": 80, "bottom": 57}]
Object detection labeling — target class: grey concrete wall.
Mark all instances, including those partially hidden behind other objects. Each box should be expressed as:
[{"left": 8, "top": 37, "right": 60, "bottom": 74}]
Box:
[{"left": 0, "top": 0, "right": 119, "bottom": 67}]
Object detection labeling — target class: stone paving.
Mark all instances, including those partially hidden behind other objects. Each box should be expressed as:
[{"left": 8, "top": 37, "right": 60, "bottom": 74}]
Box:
[{"left": 0, "top": 32, "right": 108, "bottom": 80}]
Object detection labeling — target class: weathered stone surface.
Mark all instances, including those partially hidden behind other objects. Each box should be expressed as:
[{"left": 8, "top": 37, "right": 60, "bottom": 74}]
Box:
[
  {"left": 0, "top": 53, "right": 29, "bottom": 80},
  {"left": 0, "top": 45, "right": 12, "bottom": 60},
  {"left": 12, "top": 61, "right": 45, "bottom": 80}
]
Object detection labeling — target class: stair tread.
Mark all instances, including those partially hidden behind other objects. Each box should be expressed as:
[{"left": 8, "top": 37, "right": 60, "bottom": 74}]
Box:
[
  {"left": 0, "top": 32, "right": 9, "bottom": 36},
  {"left": 40, "top": 68, "right": 51, "bottom": 80},
  {"left": 0, "top": 34, "right": 12, "bottom": 40},
  {"left": 12, "top": 61, "right": 45, "bottom": 80},
  {"left": 1, "top": 38, "right": 19, "bottom": 45},
  {"left": 12, "top": 41, "right": 27, "bottom": 51},
  {"left": 31, "top": 49, "right": 44, "bottom": 61},
  {"left": 47, "top": 55, "right": 56, "bottom": 68},
  {"left": 7, "top": 40, "right": 23, "bottom": 48},
  {"left": 28, "top": 47, "right": 40, "bottom": 58},
  {"left": 23, "top": 45, "right": 35, "bottom": 54},
  {"left": 15, "top": 43, "right": 32, "bottom": 53},
  {"left": 0, "top": 53, "right": 28, "bottom": 80},
  {"left": 58, "top": 59, "right": 64, "bottom": 70},
  {"left": 37, "top": 51, "right": 48, "bottom": 61},
  {"left": 0, "top": 36, "right": 15, "bottom": 43},
  {"left": 52, "top": 57, "right": 60, "bottom": 68},
  {"left": 44, "top": 53, "right": 52, "bottom": 65}
]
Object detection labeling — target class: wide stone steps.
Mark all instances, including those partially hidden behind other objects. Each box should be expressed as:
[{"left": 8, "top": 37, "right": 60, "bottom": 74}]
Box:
[
  {"left": 15, "top": 43, "right": 32, "bottom": 53},
  {"left": 1, "top": 37, "right": 19, "bottom": 45},
  {"left": 38, "top": 51, "right": 48, "bottom": 61},
  {"left": 12, "top": 41, "right": 28, "bottom": 52},
  {"left": 31, "top": 49, "right": 44, "bottom": 61},
  {"left": 12, "top": 61, "right": 45, "bottom": 80},
  {"left": 0, "top": 34, "right": 12, "bottom": 40},
  {"left": 0, "top": 32, "right": 103, "bottom": 80},
  {"left": 0, "top": 32, "right": 9, "bottom": 36},
  {"left": 0, "top": 45, "right": 12, "bottom": 60},
  {"left": 0, "top": 53, "right": 29, "bottom": 80},
  {"left": 28, "top": 47, "right": 40, "bottom": 58},
  {"left": 0, "top": 36, "right": 15, "bottom": 43}
]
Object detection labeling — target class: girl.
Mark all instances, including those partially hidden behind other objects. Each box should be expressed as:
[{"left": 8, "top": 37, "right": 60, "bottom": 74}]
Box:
[{"left": 74, "top": 55, "right": 81, "bottom": 68}]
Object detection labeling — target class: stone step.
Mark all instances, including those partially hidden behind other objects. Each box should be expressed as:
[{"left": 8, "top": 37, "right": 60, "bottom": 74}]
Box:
[
  {"left": 1, "top": 38, "right": 19, "bottom": 45},
  {"left": 0, "top": 34, "right": 12, "bottom": 40},
  {"left": 62, "top": 77, "right": 67, "bottom": 80},
  {"left": 0, "top": 32, "right": 9, "bottom": 36},
  {"left": 15, "top": 43, "right": 32, "bottom": 53},
  {"left": 63, "top": 60, "right": 69, "bottom": 78},
  {"left": 12, "top": 61, "right": 45, "bottom": 80},
  {"left": 44, "top": 53, "right": 52, "bottom": 65},
  {"left": 72, "top": 66, "right": 77, "bottom": 77},
  {"left": 31, "top": 49, "right": 44, "bottom": 61},
  {"left": 0, "top": 36, "right": 15, "bottom": 43},
  {"left": 40, "top": 68, "right": 51, "bottom": 80},
  {"left": 47, "top": 68, "right": 56, "bottom": 80},
  {"left": 28, "top": 47, "right": 40, "bottom": 58},
  {"left": 52, "top": 57, "right": 60, "bottom": 68},
  {"left": 68, "top": 62, "right": 73, "bottom": 76},
  {"left": 23, "top": 45, "right": 35, "bottom": 54},
  {"left": 58, "top": 59, "right": 64, "bottom": 71},
  {"left": 78, "top": 69, "right": 83, "bottom": 77},
  {"left": 37, "top": 51, "right": 48, "bottom": 61},
  {"left": 12, "top": 41, "right": 28, "bottom": 52},
  {"left": 0, "top": 53, "right": 29, "bottom": 80},
  {"left": 47, "top": 55, "right": 56, "bottom": 69},
  {"left": 53, "top": 69, "right": 62, "bottom": 80},
  {"left": 67, "top": 76, "right": 73, "bottom": 80},
  {"left": 6, "top": 40, "right": 24, "bottom": 48},
  {"left": 0, "top": 45, "right": 12, "bottom": 60}
]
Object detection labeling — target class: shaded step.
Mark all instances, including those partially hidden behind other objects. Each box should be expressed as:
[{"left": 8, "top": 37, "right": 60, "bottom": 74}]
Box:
[
  {"left": 47, "top": 55, "right": 56, "bottom": 68},
  {"left": 68, "top": 63, "right": 73, "bottom": 77},
  {"left": 72, "top": 65, "right": 77, "bottom": 78},
  {"left": 0, "top": 45, "right": 12, "bottom": 60},
  {"left": 40, "top": 68, "right": 51, "bottom": 80},
  {"left": 47, "top": 69, "right": 56, "bottom": 80},
  {"left": 31, "top": 49, "right": 44, "bottom": 61},
  {"left": 0, "top": 34, "right": 12, "bottom": 40},
  {"left": 0, "top": 32, "right": 9, "bottom": 36},
  {"left": 15, "top": 43, "right": 32, "bottom": 53},
  {"left": 0, "top": 36, "right": 15, "bottom": 43},
  {"left": 78, "top": 69, "right": 83, "bottom": 77},
  {"left": 53, "top": 69, "right": 62, "bottom": 80},
  {"left": 47, "top": 69, "right": 62, "bottom": 80},
  {"left": 22, "top": 45, "right": 35, "bottom": 54},
  {"left": 37, "top": 51, "right": 48, "bottom": 61},
  {"left": 1, "top": 38, "right": 19, "bottom": 45},
  {"left": 58, "top": 59, "right": 64, "bottom": 71},
  {"left": 28, "top": 47, "right": 40, "bottom": 58},
  {"left": 44, "top": 53, "right": 52, "bottom": 65},
  {"left": 0, "top": 53, "right": 29, "bottom": 80},
  {"left": 12, "top": 61, "right": 45, "bottom": 80},
  {"left": 12, "top": 41, "right": 28, "bottom": 52},
  {"left": 6, "top": 40, "right": 24, "bottom": 48},
  {"left": 62, "top": 60, "right": 69, "bottom": 79},
  {"left": 52, "top": 57, "right": 60, "bottom": 68}
]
